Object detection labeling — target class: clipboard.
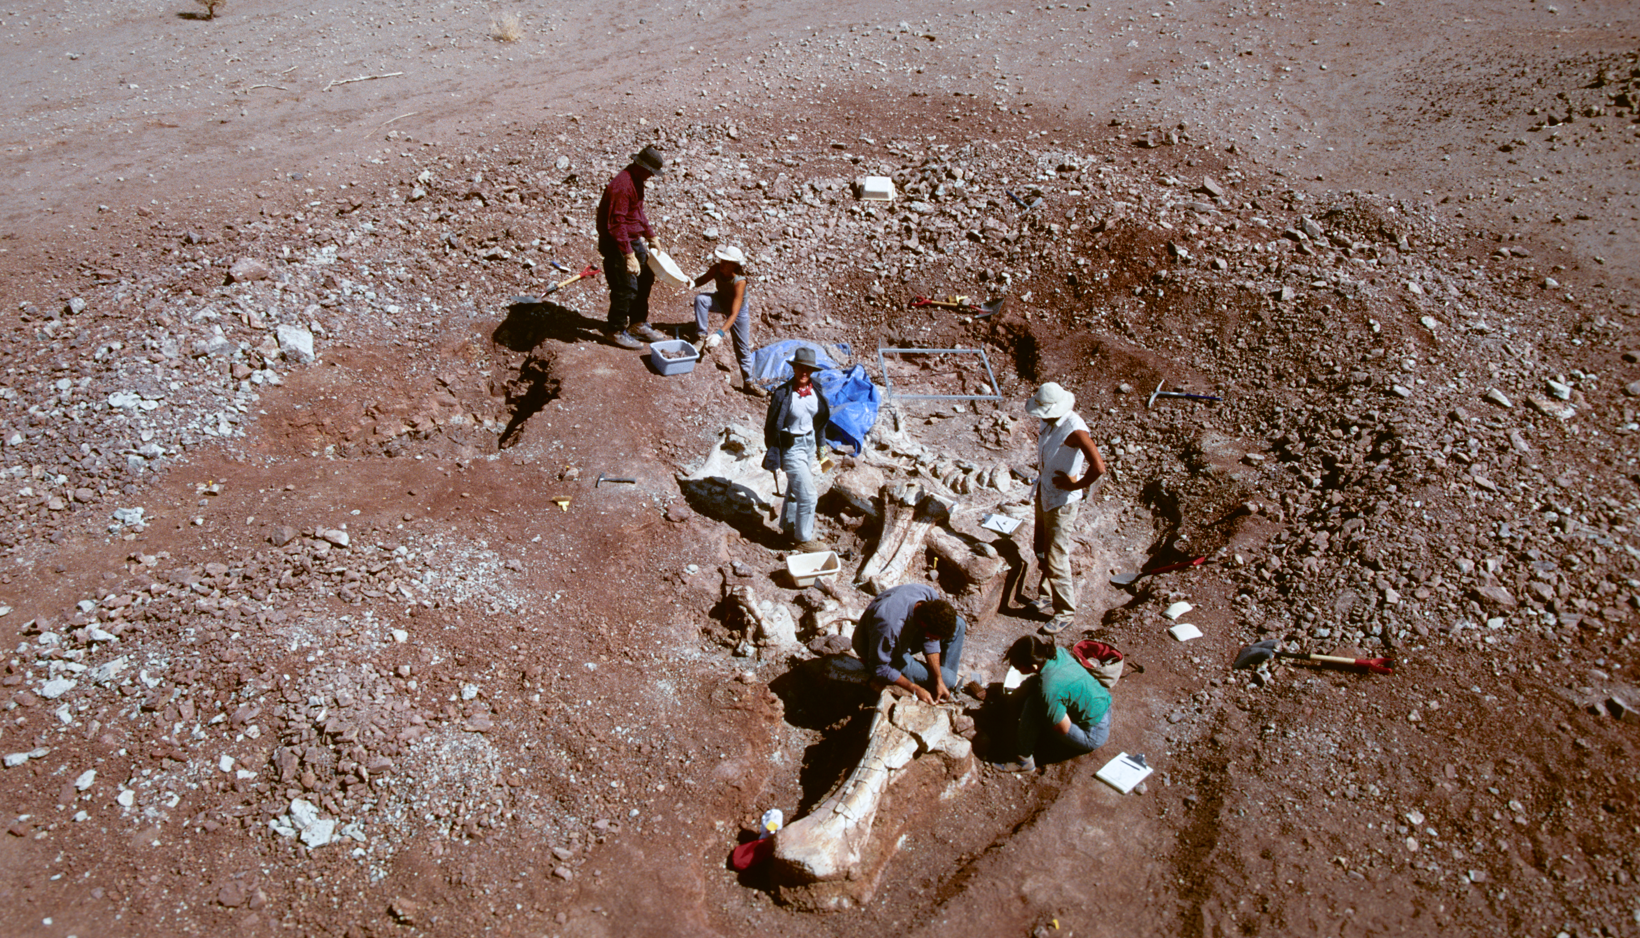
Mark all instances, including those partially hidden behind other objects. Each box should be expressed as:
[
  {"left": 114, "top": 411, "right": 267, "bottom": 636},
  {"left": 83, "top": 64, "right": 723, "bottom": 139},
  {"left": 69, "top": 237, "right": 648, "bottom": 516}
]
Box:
[{"left": 1096, "top": 752, "right": 1154, "bottom": 794}]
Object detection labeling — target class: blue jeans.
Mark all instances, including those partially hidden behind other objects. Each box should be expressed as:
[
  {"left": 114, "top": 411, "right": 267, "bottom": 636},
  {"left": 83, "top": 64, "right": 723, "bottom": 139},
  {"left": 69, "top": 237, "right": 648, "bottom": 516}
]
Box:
[
  {"left": 779, "top": 431, "right": 817, "bottom": 543},
  {"left": 890, "top": 614, "right": 966, "bottom": 692},
  {"left": 601, "top": 243, "right": 654, "bottom": 332},
  {"left": 693, "top": 292, "right": 755, "bottom": 379},
  {"left": 1016, "top": 683, "right": 1111, "bottom": 761}
]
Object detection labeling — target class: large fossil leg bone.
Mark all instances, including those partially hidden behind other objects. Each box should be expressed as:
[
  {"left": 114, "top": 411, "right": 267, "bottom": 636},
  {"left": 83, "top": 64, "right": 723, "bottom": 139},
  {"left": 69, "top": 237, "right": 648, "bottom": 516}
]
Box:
[
  {"left": 855, "top": 481, "right": 944, "bottom": 594},
  {"left": 772, "top": 690, "right": 973, "bottom": 908}
]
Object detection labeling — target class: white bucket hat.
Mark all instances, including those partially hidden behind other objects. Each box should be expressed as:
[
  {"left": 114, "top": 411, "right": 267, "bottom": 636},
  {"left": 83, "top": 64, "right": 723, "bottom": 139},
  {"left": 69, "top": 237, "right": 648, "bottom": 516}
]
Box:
[
  {"left": 713, "top": 245, "right": 747, "bottom": 266},
  {"left": 1026, "top": 382, "right": 1074, "bottom": 420}
]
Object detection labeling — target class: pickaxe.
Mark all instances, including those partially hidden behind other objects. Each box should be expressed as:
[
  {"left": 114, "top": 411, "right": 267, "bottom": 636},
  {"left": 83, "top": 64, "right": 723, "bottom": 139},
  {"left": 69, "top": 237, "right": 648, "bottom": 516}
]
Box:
[
  {"left": 595, "top": 472, "right": 636, "bottom": 488},
  {"left": 512, "top": 263, "right": 602, "bottom": 305},
  {"left": 1147, "top": 380, "right": 1222, "bottom": 409},
  {"left": 909, "top": 295, "right": 1006, "bottom": 318}
]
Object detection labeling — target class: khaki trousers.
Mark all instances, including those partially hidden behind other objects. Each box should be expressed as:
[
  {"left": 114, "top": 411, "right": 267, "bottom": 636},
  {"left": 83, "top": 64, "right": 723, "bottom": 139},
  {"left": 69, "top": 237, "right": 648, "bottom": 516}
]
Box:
[{"left": 1034, "top": 499, "right": 1079, "bottom": 616}]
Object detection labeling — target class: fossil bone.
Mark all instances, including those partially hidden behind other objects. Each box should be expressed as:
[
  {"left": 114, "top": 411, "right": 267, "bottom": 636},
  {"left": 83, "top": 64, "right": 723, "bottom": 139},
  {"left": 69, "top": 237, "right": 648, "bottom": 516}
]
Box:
[{"left": 772, "top": 690, "right": 972, "bottom": 908}]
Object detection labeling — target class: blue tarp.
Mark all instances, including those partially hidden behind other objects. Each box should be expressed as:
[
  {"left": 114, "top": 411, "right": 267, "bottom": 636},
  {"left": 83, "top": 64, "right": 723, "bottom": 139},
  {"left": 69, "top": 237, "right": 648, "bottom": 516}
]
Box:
[
  {"left": 814, "top": 364, "right": 880, "bottom": 455},
  {"left": 751, "top": 340, "right": 879, "bottom": 454}
]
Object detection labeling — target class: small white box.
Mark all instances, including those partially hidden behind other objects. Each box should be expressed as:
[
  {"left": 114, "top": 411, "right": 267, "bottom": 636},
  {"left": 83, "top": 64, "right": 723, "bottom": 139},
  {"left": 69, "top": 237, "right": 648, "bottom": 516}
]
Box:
[
  {"left": 1168, "top": 623, "right": 1202, "bottom": 642},
  {"left": 860, "top": 176, "right": 896, "bottom": 201},
  {"left": 1096, "top": 752, "right": 1154, "bottom": 794}
]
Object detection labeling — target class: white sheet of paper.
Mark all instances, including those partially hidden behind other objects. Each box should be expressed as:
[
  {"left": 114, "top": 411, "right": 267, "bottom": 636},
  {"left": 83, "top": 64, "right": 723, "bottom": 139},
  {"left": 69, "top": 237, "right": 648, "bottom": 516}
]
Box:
[
  {"left": 1168, "top": 623, "right": 1202, "bottom": 642},
  {"left": 1163, "top": 601, "right": 1193, "bottom": 620}
]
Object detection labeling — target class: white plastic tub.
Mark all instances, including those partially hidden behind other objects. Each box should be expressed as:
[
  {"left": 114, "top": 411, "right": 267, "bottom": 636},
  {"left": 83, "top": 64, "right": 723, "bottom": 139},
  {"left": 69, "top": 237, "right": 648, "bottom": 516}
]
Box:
[
  {"left": 786, "top": 550, "right": 840, "bottom": 588},
  {"left": 649, "top": 339, "right": 699, "bottom": 376},
  {"left": 647, "top": 248, "right": 690, "bottom": 288}
]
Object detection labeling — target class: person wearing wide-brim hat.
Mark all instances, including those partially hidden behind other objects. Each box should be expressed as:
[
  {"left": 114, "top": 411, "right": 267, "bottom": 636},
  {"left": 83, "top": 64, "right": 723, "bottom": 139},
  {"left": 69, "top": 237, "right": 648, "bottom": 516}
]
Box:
[
  {"left": 763, "top": 347, "right": 832, "bottom": 550},
  {"left": 596, "top": 144, "right": 668, "bottom": 349},
  {"left": 1025, "top": 382, "right": 1106, "bottom": 635},
  {"left": 690, "top": 245, "right": 758, "bottom": 395}
]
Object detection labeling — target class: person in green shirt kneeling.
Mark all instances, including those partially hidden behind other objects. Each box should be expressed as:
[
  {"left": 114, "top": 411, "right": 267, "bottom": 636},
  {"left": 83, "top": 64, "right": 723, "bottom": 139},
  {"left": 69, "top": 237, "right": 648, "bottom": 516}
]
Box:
[{"left": 998, "top": 635, "right": 1112, "bottom": 773}]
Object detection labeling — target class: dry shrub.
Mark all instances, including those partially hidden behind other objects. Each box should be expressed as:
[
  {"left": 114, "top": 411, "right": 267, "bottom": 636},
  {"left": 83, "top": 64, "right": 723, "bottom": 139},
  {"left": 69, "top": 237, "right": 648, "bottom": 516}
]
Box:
[
  {"left": 491, "top": 12, "right": 522, "bottom": 42},
  {"left": 194, "top": 0, "right": 226, "bottom": 19}
]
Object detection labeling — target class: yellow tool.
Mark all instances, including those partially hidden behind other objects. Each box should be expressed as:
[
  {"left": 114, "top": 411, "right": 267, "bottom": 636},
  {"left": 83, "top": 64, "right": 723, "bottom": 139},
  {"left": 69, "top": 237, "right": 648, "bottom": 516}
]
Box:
[{"left": 552, "top": 498, "right": 571, "bottom": 512}]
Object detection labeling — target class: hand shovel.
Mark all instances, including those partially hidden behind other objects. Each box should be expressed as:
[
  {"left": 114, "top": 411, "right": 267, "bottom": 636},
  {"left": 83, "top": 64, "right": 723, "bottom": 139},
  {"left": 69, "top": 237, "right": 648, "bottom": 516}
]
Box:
[
  {"left": 1109, "top": 555, "right": 1207, "bottom": 587},
  {"left": 512, "top": 264, "right": 602, "bottom": 305},
  {"left": 1233, "top": 639, "right": 1395, "bottom": 675}
]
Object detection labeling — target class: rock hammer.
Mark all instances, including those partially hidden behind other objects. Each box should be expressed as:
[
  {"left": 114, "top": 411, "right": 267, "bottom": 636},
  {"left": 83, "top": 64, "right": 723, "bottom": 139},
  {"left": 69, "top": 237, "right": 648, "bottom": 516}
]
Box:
[{"left": 1147, "top": 380, "right": 1222, "bottom": 409}]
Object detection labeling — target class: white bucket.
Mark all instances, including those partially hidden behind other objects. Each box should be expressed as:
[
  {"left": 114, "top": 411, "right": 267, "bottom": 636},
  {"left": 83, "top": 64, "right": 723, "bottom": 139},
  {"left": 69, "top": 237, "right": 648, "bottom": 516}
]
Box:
[{"left": 647, "top": 249, "right": 690, "bottom": 289}]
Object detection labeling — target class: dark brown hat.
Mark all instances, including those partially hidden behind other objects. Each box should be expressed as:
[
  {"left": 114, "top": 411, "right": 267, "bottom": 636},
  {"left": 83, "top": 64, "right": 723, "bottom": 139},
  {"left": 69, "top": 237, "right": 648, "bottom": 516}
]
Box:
[{"left": 630, "top": 145, "right": 666, "bottom": 175}]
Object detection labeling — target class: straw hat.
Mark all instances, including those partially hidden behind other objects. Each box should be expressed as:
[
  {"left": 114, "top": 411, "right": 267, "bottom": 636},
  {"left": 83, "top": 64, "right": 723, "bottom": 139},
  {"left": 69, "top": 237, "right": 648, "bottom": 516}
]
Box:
[
  {"left": 713, "top": 245, "right": 747, "bottom": 266},
  {"left": 1026, "top": 382, "right": 1074, "bottom": 420}
]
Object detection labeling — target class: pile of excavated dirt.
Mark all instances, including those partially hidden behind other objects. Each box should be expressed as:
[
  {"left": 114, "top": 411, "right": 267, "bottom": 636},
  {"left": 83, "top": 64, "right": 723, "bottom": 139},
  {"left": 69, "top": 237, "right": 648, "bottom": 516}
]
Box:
[{"left": 1, "top": 2, "right": 1637, "bottom": 937}]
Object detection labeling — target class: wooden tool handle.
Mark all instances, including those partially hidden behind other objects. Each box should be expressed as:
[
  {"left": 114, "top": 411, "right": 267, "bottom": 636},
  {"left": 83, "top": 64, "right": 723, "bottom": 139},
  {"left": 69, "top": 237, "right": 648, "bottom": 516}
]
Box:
[{"left": 1298, "top": 653, "right": 1395, "bottom": 675}]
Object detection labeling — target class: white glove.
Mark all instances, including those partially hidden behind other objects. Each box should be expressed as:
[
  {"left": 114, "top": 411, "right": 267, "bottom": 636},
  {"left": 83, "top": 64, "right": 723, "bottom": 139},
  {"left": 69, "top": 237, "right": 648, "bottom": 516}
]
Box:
[{"left": 704, "top": 331, "right": 723, "bottom": 350}]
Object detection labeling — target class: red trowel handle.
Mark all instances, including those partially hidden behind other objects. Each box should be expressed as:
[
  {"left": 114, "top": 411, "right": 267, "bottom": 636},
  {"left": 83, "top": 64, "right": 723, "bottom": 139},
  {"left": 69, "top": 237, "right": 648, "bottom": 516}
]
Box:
[
  {"left": 542, "top": 264, "right": 602, "bottom": 295},
  {"left": 1142, "top": 556, "right": 1207, "bottom": 576}
]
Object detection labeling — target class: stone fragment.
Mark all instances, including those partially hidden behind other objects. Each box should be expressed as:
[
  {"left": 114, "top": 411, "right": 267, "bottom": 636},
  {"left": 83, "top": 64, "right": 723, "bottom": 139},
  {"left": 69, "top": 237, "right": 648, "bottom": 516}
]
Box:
[
  {"left": 270, "top": 525, "right": 297, "bottom": 547},
  {"left": 1199, "top": 176, "right": 1225, "bottom": 198},
  {"left": 277, "top": 324, "right": 315, "bottom": 364},
  {"left": 39, "top": 678, "right": 75, "bottom": 699},
  {"left": 1483, "top": 388, "right": 1512, "bottom": 409},
  {"left": 388, "top": 898, "right": 421, "bottom": 924},
  {"left": 217, "top": 881, "right": 248, "bottom": 908},
  {"left": 1608, "top": 696, "right": 1636, "bottom": 722},
  {"left": 228, "top": 258, "right": 273, "bottom": 283},
  {"left": 321, "top": 529, "right": 351, "bottom": 547},
  {"left": 1470, "top": 584, "right": 1517, "bottom": 609},
  {"left": 1527, "top": 396, "right": 1575, "bottom": 420},
  {"left": 1623, "top": 380, "right": 1640, "bottom": 398},
  {"left": 74, "top": 769, "right": 96, "bottom": 791}
]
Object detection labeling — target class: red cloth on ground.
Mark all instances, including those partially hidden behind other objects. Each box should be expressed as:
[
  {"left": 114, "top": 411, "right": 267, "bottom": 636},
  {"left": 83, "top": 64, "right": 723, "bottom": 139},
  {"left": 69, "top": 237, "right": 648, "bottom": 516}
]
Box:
[{"left": 729, "top": 836, "right": 774, "bottom": 871}]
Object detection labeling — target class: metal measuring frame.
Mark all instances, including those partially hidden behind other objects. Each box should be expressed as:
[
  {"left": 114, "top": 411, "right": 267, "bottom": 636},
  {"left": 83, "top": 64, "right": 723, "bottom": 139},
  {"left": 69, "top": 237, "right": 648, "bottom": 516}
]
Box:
[{"left": 875, "top": 344, "right": 1003, "bottom": 402}]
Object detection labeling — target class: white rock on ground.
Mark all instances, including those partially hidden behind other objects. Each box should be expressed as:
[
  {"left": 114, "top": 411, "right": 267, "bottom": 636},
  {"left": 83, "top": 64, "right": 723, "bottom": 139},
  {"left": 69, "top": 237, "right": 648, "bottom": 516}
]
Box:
[{"left": 277, "top": 324, "right": 316, "bottom": 364}]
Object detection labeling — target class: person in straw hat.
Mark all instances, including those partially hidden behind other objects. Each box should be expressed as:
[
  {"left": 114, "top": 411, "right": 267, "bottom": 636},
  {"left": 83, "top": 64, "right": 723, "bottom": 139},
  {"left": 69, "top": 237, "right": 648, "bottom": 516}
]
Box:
[
  {"left": 1025, "top": 382, "right": 1107, "bottom": 634},
  {"left": 690, "top": 245, "right": 758, "bottom": 395},
  {"left": 763, "top": 347, "right": 831, "bottom": 550},
  {"left": 596, "top": 144, "right": 668, "bottom": 349}
]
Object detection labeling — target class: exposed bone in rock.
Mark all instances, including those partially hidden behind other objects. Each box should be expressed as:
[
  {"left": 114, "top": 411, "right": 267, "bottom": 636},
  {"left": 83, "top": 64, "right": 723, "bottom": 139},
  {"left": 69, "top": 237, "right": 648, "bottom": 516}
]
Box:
[
  {"left": 678, "top": 425, "right": 790, "bottom": 527},
  {"left": 926, "top": 527, "right": 1004, "bottom": 589},
  {"left": 797, "top": 596, "right": 862, "bottom": 641},
  {"left": 773, "top": 690, "right": 973, "bottom": 910},
  {"left": 727, "top": 585, "right": 799, "bottom": 653},
  {"left": 855, "top": 481, "right": 947, "bottom": 594},
  {"left": 829, "top": 462, "right": 886, "bottom": 518},
  {"left": 926, "top": 526, "right": 1009, "bottom": 624}
]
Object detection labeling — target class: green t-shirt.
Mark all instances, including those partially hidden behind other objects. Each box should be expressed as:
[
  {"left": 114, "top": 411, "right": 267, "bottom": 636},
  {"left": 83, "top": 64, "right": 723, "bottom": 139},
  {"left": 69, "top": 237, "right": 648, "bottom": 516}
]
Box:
[{"left": 1039, "top": 647, "right": 1112, "bottom": 728}]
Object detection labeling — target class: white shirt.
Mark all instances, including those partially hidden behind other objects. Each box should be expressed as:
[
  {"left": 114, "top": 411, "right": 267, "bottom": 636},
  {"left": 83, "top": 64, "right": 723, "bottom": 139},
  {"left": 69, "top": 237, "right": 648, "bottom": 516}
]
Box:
[
  {"left": 1036, "top": 411, "right": 1089, "bottom": 511},
  {"left": 783, "top": 388, "right": 820, "bottom": 435}
]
